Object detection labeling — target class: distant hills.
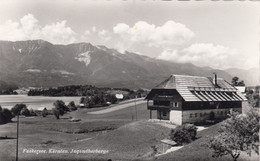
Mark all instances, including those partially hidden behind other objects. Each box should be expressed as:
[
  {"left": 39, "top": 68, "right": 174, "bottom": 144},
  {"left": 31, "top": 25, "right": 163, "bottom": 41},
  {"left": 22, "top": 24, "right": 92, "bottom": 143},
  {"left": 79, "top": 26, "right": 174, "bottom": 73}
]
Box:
[
  {"left": 0, "top": 40, "right": 258, "bottom": 89},
  {"left": 0, "top": 80, "right": 18, "bottom": 91}
]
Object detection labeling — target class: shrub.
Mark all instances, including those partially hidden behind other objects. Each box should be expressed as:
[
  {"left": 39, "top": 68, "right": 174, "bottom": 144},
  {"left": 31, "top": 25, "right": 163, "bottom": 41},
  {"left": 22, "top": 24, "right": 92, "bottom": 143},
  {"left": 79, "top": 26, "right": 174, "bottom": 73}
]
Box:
[
  {"left": 169, "top": 124, "right": 197, "bottom": 145},
  {"left": 42, "top": 108, "right": 48, "bottom": 117}
]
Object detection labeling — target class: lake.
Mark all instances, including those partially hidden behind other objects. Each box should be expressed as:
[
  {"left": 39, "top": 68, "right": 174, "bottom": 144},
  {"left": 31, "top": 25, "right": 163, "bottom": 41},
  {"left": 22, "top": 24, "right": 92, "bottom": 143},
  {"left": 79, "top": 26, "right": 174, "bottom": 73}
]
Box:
[{"left": 0, "top": 95, "right": 82, "bottom": 110}]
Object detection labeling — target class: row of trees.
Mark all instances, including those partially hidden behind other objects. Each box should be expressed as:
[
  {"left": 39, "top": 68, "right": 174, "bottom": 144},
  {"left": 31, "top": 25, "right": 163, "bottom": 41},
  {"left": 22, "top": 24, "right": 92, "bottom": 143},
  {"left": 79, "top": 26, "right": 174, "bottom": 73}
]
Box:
[
  {"left": 27, "top": 85, "right": 146, "bottom": 97},
  {"left": 80, "top": 94, "right": 118, "bottom": 108},
  {"left": 0, "top": 89, "right": 18, "bottom": 95},
  {"left": 0, "top": 104, "right": 37, "bottom": 124},
  {"left": 0, "top": 100, "right": 78, "bottom": 123}
]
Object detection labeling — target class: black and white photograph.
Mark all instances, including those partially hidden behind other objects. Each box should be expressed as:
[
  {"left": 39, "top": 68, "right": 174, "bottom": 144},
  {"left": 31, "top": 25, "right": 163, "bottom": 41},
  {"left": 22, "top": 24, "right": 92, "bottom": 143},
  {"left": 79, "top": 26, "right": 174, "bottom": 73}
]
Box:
[{"left": 0, "top": 0, "right": 259, "bottom": 161}]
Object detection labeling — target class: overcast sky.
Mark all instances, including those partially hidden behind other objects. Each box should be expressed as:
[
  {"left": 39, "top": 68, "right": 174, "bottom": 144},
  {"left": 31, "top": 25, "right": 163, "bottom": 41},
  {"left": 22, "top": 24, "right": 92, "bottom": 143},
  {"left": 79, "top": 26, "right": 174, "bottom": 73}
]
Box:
[{"left": 0, "top": 0, "right": 259, "bottom": 70}]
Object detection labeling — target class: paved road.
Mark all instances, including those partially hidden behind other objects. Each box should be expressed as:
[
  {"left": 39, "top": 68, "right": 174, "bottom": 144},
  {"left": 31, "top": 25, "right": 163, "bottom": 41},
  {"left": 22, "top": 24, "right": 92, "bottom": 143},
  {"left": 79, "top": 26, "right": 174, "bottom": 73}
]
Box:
[{"left": 88, "top": 100, "right": 146, "bottom": 114}]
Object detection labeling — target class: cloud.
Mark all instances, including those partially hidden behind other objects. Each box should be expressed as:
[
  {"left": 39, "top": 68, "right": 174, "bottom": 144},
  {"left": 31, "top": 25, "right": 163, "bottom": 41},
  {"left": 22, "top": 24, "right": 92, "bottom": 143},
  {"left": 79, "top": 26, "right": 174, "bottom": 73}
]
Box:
[
  {"left": 92, "top": 26, "right": 96, "bottom": 33},
  {"left": 98, "top": 29, "right": 111, "bottom": 42},
  {"left": 41, "top": 21, "right": 76, "bottom": 44},
  {"left": 157, "top": 43, "right": 238, "bottom": 69},
  {"left": 0, "top": 14, "right": 76, "bottom": 44},
  {"left": 113, "top": 20, "right": 194, "bottom": 50},
  {"left": 113, "top": 23, "right": 129, "bottom": 34}
]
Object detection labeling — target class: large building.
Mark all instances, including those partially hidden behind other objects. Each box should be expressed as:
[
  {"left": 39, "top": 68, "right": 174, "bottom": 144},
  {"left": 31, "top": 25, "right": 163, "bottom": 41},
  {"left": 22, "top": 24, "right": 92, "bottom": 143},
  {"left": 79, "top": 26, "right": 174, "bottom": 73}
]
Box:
[{"left": 145, "top": 74, "right": 247, "bottom": 125}]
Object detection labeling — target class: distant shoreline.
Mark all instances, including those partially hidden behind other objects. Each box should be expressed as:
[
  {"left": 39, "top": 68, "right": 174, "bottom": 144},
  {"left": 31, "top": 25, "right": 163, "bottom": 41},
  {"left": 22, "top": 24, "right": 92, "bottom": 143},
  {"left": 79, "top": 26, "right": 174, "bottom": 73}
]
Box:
[{"left": 0, "top": 95, "right": 82, "bottom": 110}]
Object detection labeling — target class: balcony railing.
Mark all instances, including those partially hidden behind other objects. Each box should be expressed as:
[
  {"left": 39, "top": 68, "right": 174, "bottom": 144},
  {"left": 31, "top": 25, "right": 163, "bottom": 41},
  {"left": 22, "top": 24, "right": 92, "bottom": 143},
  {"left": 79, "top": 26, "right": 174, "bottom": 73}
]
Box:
[{"left": 147, "top": 105, "right": 171, "bottom": 110}]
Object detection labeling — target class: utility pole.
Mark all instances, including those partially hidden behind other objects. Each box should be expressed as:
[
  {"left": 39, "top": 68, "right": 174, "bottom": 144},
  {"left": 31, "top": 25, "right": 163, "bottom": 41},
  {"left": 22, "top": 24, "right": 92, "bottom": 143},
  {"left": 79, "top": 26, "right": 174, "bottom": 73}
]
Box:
[
  {"left": 16, "top": 114, "right": 19, "bottom": 161},
  {"left": 135, "top": 95, "right": 137, "bottom": 121}
]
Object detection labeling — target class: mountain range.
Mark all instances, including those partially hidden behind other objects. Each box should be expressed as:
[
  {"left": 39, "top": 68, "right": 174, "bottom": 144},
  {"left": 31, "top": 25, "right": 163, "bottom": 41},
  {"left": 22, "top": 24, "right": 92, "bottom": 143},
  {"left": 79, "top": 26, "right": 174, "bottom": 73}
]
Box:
[{"left": 0, "top": 40, "right": 258, "bottom": 89}]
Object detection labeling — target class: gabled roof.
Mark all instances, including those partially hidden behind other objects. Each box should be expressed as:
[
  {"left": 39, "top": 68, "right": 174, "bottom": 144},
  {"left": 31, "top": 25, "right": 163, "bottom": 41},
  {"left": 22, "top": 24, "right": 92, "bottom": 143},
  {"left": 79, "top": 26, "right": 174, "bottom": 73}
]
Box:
[{"left": 149, "top": 74, "right": 247, "bottom": 102}]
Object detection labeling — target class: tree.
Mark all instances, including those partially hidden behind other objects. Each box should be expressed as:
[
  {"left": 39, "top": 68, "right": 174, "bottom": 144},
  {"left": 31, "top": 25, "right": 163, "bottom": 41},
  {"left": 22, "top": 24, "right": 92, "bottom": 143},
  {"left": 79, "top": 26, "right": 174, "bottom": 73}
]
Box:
[
  {"left": 11, "top": 104, "right": 27, "bottom": 116},
  {"left": 68, "top": 101, "right": 77, "bottom": 111},
  {"left": 231, "top": 76, "right": 245, "bottom": 86},
  {"left": 109, "top": 94, "right": 117, "bottom": 104},
  {"left": 246, "top": 90, "right": 260, "bottom": 108},
  {"left": 237, "top": 80, "right": 245, "bottom": 86},
  {"left": 52, "top": 108, "right": 60, "bottom": 119},
  {"left": 53, "top": 100, "right": 69, "bottom": 119},
  {"left": 80, "top": 97, "right": 85, "bottom": 103},
  {"left": 169, "top": 124, "right": 197, "bottom": 145},
  {"left": 208, "top": 110, "right": 259, "bottom": 161},
  {"left": 0, "top": 106, "right": 13, "bottom": 124}
]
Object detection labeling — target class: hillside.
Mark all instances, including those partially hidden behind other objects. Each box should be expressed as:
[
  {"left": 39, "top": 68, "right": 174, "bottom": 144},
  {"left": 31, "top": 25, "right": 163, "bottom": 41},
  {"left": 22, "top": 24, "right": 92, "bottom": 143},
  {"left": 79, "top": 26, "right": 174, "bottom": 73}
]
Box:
[
  {"left": 0, "top": 80, "right": 18, "bottom": 91},
  {"left": 0, "top": 40, "right": 234, "bottom": 89}
]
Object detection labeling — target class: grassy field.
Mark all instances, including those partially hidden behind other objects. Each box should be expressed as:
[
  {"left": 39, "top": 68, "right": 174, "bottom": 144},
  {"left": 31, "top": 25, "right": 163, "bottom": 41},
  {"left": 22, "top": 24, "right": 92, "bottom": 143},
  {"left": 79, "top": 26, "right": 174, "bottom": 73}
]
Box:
[
  {"left": 0, "top": 102, "right": 160, "bottom": 161},
  {"left": 0, "top": 101, "right": 258, "bottom": 161}
]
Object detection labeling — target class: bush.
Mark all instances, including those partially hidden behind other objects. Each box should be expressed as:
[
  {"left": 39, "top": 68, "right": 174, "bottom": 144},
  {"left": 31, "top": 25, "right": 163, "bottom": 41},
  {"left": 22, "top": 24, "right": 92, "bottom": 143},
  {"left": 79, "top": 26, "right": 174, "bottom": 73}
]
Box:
[
  {"left": 169, "top": 124, "right": 197, "bottom": 145},
  {"left": 42, "top": 108, "right": 48, "bottom": 117}
]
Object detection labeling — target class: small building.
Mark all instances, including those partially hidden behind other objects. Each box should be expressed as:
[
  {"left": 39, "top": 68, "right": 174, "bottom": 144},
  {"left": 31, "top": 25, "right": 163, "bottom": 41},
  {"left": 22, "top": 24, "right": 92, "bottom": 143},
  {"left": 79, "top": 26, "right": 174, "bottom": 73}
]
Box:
[
  {"left": 145, "top": 74, "right": 247, "bottom": 125},
  {"left": 79, "top": 103, "right": 85, "bottom": 108},
  {"left": 235, "top": 86, "right": 246, "bottom": 94},
  {"left": 115, "top": 94, "right": 124, "bottom": 100}
]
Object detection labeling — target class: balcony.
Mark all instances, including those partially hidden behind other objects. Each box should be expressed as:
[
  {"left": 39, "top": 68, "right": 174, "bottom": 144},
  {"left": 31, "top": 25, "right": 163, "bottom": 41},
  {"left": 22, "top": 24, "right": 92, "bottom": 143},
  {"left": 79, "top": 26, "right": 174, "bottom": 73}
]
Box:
[
  {"left": 147, "top": 105, "right": 171, "bottom": 110},
  {"left": 147, "top": 100, "right": 172, "bottom": 110}
]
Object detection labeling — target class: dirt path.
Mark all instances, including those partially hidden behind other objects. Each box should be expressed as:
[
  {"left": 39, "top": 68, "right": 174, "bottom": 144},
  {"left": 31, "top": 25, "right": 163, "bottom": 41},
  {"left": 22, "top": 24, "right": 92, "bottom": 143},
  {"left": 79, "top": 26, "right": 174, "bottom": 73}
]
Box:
[{"left": 88, "top": 100, "right": 146, "bottom": 114}]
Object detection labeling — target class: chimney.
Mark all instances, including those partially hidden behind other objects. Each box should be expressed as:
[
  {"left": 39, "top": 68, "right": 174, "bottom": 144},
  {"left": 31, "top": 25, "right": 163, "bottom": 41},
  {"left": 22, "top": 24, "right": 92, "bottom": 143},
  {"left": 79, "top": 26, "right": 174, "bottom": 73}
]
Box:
[{"left": 213, "top": 72, "right": 217, "bottom": 86}]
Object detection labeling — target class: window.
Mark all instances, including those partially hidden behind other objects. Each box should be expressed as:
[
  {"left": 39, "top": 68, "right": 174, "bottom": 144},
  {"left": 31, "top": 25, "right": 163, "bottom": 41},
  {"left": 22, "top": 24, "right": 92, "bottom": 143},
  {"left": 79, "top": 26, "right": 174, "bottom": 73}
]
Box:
[
  {"left": 172, "top": 102, "right": 178, "bottom": 108},
  {"left": 190, "top": 114, "right": 193, "bottom": 118},
  {"left": 220, "top": 111, "right": 223, "bottom": 115},
  {"left": 163, "top": 111, "right": 167, "bottom": 116},
  {"left": 200, "top": 113, "right": 203, "bottom": 117},
  {"left": 225, "top": 111, "right": 227, "bottom": 115},
  {"left": 195, "top": 113, "right": 197, "bottom": 117}
]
